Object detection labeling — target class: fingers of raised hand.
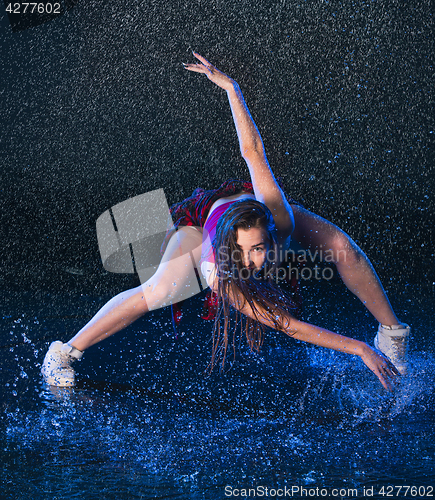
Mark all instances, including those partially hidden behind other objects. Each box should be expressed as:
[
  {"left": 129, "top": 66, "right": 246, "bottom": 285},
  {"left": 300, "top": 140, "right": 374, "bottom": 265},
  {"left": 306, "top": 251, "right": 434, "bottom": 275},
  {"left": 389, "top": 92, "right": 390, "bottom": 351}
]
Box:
[
  {"left": 192, "top": 51, "right": 214, "bottom": 69},
  {"left": 183, "top": 52, "right": 234, "bottom": 90},
  {"left": 182, "top": 62, "right": 209, "bottom": 74}
]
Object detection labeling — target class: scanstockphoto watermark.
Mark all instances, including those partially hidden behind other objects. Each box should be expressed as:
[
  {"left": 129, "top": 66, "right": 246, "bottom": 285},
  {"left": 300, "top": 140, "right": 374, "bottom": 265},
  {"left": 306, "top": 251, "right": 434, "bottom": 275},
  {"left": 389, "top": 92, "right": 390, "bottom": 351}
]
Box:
[
  {"left": 224, "top": 485, "right": 434, "bottom": 498},
  {"left": 224, "top": 485, "right": 361, "bottom": 497}
]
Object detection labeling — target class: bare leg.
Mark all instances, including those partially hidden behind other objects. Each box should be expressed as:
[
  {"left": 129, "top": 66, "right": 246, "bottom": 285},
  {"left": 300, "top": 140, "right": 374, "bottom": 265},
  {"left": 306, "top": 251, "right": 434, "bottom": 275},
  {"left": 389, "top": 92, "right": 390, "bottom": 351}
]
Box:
[
  {"left": 69, "top": 226, "right": 204, "bottom": 351},
  {"left": 291, "top": 206, "right": 399, "bottom": 326}
]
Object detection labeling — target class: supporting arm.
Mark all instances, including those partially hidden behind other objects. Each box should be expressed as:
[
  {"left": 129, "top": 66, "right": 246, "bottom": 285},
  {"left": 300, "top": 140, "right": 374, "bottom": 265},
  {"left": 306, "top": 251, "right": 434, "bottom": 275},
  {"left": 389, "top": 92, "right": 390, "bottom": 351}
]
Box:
[{"left": 229, "top": 289, "right": 399, "bottom": 391}]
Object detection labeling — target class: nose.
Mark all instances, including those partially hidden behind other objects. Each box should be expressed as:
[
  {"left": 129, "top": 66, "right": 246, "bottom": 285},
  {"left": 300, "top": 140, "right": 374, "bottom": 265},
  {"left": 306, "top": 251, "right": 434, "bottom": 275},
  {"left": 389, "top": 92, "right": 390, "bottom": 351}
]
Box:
[{"left": 243, "top": 251, "right": 253, "bottom": 268}]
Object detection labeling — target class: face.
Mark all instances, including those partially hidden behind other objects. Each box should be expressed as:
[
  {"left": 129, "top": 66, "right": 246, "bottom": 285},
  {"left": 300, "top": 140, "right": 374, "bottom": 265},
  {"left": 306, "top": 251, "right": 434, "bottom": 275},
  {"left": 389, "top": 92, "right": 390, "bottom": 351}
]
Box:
[{"left": 236, "top": 227, "right": 271, "bottom": 272}]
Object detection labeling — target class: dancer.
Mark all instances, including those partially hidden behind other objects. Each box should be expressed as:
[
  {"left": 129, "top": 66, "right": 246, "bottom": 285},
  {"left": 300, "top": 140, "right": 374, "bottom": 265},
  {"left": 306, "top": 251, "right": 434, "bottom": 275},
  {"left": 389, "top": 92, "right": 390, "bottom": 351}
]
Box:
[{"left": 42, "top": 53, "right": 409, "bottom": 390}]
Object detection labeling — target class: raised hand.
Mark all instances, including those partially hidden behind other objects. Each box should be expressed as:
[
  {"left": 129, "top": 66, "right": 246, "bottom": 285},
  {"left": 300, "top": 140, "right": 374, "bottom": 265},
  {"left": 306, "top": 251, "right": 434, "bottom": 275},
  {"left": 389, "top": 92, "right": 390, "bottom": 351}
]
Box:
[{"left": 183, "top": 52, "right": 236, "bottom": 92}]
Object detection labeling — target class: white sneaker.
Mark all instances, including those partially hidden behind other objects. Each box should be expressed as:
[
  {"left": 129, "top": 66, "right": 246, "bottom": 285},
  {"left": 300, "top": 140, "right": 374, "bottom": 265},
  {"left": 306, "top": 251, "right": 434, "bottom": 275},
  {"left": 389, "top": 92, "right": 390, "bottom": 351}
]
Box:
[
  {"left": 41, "top": 341, "right": 83, "bottom": 387},
  {"left": 374, "top": 323, "right": 410, "bottom": 375}
]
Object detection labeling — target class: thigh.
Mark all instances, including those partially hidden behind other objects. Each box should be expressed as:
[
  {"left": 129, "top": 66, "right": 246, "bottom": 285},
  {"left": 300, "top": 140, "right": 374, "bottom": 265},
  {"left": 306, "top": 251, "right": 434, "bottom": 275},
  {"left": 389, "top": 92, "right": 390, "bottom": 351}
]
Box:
[
  {"left": 160, "top": 225, "right": 203, "bottom": 264},
  {"left": 291, "top": 205, "right": 355, "bottom": 262},
  {"left": 141, "top": 226, "right": 206, "bottom": 310}
]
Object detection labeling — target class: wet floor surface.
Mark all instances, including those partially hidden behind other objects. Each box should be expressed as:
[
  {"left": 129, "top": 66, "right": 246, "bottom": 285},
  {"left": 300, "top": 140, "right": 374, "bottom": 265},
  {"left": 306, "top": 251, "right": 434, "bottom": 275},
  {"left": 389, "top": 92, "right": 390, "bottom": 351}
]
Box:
[{"left": 1, "top": 284, "right": 434, "bottom": 499}]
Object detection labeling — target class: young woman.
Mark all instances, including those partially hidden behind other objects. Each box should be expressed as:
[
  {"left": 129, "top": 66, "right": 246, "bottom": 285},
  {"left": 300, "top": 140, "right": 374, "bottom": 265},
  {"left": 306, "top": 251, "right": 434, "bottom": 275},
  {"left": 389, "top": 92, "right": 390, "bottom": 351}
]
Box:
[{"left": 42, "top": 53, "right": 409, "bottom": 391}]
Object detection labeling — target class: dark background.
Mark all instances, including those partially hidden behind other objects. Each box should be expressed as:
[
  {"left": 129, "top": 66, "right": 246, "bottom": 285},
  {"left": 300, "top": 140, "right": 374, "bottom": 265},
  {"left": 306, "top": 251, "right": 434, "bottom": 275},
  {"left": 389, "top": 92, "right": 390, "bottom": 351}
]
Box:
[{"left": 1, "top": 0, "right": 433, "bottom": 297}]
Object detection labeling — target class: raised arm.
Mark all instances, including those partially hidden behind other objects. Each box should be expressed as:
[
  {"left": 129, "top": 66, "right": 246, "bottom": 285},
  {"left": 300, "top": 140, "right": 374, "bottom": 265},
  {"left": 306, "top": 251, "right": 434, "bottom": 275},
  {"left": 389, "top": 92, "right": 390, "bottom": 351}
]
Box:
[{"left": 184, "top": 52, "right": 294, "bottom": 240}]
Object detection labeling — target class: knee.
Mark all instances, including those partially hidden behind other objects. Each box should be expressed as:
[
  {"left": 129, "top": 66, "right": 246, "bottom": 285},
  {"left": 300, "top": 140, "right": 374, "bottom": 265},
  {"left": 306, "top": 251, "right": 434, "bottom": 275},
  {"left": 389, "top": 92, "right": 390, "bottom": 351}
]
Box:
[
  {"left": 126, "top": 286, "right": 150, "bottom": 316},
  {"left": 329, "top": 231, "right": 362, "bottom": 266},
  {"left": 139, "top": 279, "right": 177, "bottom": 311}
]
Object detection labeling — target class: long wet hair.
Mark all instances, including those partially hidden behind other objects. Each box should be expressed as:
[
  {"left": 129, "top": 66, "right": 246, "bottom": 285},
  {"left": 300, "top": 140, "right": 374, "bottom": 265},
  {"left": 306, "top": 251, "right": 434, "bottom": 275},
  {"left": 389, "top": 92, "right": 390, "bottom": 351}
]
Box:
[{"left": 210, "top": 199, "right": 297, "bottom": 369}]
